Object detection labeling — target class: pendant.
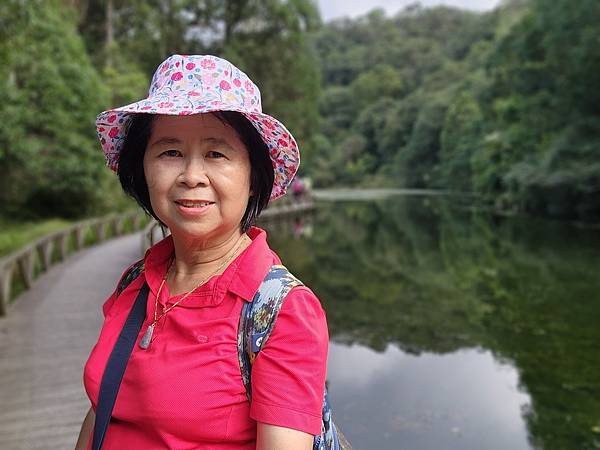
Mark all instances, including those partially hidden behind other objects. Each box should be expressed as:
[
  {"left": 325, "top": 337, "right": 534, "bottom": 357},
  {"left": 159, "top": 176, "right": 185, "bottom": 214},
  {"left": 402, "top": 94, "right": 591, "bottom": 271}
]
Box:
[{"left": 139, "top": 323, "right": 154, "bottom": 350}]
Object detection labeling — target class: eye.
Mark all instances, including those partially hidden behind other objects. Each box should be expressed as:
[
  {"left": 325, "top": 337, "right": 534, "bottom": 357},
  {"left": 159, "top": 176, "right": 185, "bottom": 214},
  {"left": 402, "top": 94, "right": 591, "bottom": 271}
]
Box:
[
  {"left": 160, "top": 149, "right": 181, "bottom": 157},
  {"left": 207, "top": 150, "right": 226, "bottom": 159}
]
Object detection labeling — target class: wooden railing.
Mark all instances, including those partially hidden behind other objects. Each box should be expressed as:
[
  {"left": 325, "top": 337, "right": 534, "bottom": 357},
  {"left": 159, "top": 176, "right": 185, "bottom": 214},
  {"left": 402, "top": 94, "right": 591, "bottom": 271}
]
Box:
[
  {"left": 142, "top": 195, "right": 316, "bottom": 250},
  {"left": 142, "top": 219, "right": 169, "bottom": 253},
  {"left": 0, "top": 211, "right": 148, "bottom": 316},
  {"left": 0, "top": 195, "right": 316, "bottom": 316}
]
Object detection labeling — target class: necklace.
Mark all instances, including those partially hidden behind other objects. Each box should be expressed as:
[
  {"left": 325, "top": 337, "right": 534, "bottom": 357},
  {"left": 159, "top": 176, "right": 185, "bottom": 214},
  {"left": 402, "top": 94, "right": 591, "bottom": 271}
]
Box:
[{"left": 139, "top": 234, "right": 250, "bottom": 350}]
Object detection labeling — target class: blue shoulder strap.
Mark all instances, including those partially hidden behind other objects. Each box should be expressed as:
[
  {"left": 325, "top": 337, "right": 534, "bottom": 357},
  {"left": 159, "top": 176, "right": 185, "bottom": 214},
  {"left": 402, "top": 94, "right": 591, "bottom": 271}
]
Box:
[
  {"left": 92, "top": 282, "right": 149, "bottom": 450},
  {"left": 237, "top": 265, "right": 342, "bottom": 450}
]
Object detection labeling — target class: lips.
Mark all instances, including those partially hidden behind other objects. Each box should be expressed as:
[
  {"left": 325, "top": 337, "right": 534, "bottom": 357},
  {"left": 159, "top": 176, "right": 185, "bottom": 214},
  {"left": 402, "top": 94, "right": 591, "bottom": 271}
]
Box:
[{"left": 175, "top": 200, "right": 215, "bottom": 208}]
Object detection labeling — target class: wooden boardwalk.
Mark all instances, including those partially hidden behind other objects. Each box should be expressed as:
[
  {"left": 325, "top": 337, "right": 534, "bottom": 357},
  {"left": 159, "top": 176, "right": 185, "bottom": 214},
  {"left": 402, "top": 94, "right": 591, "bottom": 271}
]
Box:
[{"left": 0, "top": 233, "right": 141, "bottom": 450}]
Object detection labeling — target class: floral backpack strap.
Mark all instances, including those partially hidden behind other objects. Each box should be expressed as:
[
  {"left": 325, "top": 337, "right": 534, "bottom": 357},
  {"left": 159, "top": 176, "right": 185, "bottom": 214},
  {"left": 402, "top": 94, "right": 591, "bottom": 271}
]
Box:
[
  {"left": 237, "top": 264, "right": 302, "bottom": 399},
  {"left": 116, "top": 259, "right": 145, "bottom": 297},
  {"left": 237, "top": 265, "right": 344, "bottom": 450}
]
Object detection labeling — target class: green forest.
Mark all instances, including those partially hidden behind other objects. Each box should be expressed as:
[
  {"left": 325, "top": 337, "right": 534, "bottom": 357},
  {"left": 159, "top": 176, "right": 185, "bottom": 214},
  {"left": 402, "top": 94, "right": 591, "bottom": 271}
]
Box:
[{"left": 1, "top": 0, "right": 599, "bottom": 222}]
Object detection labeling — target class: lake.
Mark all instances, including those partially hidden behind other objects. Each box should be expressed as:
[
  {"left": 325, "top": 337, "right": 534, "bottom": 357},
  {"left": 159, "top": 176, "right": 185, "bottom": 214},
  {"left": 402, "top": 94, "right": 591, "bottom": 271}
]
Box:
[{"left": 262, "top": 193, "right": 600, "bottom": 450}]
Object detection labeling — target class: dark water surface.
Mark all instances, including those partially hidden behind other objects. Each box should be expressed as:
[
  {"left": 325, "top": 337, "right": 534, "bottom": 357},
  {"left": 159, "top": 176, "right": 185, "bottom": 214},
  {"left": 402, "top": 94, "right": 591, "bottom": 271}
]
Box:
[{"left": 262, "top": 195, "right": 600, "bottom": 450}]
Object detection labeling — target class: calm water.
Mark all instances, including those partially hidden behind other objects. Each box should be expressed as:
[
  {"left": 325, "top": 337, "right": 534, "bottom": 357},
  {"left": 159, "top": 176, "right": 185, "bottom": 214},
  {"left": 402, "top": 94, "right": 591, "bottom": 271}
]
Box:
[{"left": 262, "top": 195, "right": 600, "bottom": 450}]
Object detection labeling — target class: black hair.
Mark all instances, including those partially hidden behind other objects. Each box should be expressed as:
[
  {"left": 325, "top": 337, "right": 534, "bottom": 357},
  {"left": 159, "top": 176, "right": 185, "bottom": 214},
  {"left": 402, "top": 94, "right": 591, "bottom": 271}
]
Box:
[{"left": 117, "top": 111, "right": 274, "bottom": 233}]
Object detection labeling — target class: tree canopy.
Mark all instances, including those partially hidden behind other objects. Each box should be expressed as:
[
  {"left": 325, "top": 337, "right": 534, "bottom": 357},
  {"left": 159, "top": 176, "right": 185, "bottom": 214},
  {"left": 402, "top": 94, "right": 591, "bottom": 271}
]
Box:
[
  {"left": 312, "top": 0, "right": 600, "bottom": 220},
  {"left": 1, "top": 0, "right": 599, "bottom": 221}
]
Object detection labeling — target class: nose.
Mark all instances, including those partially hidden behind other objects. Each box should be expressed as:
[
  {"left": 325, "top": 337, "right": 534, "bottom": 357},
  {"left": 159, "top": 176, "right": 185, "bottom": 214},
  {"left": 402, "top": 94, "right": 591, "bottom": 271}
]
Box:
[{"left": 177, "top": 155, "right": 209, "bottom": 188}]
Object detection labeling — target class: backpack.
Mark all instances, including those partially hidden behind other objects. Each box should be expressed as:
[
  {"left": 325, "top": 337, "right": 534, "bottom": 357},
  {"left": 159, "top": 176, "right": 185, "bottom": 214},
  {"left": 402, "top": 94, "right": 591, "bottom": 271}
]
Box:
[{"left": 116, "top": 261, "right": 346, "bottom": 450}]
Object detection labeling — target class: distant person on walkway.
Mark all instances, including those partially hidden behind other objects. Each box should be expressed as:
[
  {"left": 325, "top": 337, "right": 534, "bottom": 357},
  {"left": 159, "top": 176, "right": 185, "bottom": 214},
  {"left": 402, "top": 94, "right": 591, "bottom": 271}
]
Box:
[
  {"left": 292, "top": 177, "right": 305, "bottom": 202},
  {"left": 76, "top": 55, "right": 330, "bottom": 450}
]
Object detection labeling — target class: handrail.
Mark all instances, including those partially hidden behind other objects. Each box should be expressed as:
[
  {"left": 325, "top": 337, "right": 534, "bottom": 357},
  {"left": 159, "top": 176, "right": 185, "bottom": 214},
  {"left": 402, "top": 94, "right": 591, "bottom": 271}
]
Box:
[
  {"left": 0, "top": 196, "right": 315, "bottom": 316},
  {"left": 141, "top": 194, "right": 315, "bottom": 250},
  {"left": 0, "top": 196, "right": 353, "bottom": 447},
  {"left": 0, "top": 211, "right": 148, "bottom": 316},
  {"left": 141, "top": 219, "right": 169, "bottom": 254}
]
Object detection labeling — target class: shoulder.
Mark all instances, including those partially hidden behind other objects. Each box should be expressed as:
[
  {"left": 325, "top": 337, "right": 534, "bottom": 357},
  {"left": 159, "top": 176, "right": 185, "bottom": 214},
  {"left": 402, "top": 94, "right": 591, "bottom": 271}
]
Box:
[
  {"left": 273, "top": 284, "right": 328, "bottom": 342},
  {"left": 116, "top": 258, "right": 145, "bottom": 297},
  {"left": 249, "top": 283, "right": 328, "bottom": 435},
  {"left": 255, "top": 265, "right": 325, "bottom": 323},
  {"left": 102, "top": 258, "right": 145, "bottom": 318},
  {"left": 284, "top": 284, "right": 327, "bottom": 319},
  {"left": 262, "top": 263, "right": 327, "bottom": 326},
  {"left": 283, "top": 285, "right": 325, "bottom": 316}
]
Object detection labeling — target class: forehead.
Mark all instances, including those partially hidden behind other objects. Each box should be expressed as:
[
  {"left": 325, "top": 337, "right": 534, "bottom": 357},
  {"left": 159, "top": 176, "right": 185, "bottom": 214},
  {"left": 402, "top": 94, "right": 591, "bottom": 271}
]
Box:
[{"left": 149, "top": 113, "right": 244, "bottom": 147}]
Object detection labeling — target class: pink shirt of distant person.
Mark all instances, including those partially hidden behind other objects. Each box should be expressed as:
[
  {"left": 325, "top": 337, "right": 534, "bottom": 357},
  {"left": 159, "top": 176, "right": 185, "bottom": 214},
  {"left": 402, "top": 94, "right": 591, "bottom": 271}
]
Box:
[{"left": 83, "top": 226, "right": 329, "bottom": 449}]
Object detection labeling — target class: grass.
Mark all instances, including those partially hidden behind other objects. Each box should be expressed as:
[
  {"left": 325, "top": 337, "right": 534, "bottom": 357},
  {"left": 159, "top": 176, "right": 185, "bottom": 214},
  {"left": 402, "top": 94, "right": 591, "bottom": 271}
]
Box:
[
  {"left": 0, "top": 212, "right": 148, "bottom": 259},
  {"left": 0, "top": 217, "right": 75, "bottom": 304},
  {"left": 0, "top": 217, "right": 75, "bottom": 258},
  {"left": 0, "top": 212, "right": 148, "bottom": 305}
]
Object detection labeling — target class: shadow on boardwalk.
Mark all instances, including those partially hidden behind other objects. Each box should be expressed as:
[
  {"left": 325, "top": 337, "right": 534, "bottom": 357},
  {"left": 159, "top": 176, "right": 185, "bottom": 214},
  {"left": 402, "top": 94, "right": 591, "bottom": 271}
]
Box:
[{"left": 0, "top": 233, "right": 142, "bottom": 450}]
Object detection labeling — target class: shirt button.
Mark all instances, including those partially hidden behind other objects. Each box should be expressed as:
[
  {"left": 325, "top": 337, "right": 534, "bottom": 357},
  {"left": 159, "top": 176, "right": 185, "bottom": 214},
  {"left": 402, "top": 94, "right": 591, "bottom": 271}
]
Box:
[{"left": 195, "top": 333, "right": 209, "bottom": 344}]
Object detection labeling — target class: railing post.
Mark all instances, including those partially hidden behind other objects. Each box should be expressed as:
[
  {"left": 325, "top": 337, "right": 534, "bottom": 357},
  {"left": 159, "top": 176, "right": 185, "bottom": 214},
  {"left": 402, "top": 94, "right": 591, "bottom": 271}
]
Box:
[
  {"left": 132, "top": 214, "right": 142, "bottom": 230},
  {"left": 17, "top": 252, "right": 35, "bottom": 289},
  {"left": 39, "top": 239, "right": 54, "bottom": 270},
  {"left": 75, "top": 225, "right": 86, "bottom": 249},
  {"left": 96, "top": 221, "right": 107, "bottom": 242},
  {"left": 114, "top": 216, "right": 125, "bottom": 235},
  {"left": 57, "top": 233, "right": 69, "bottom": 260},
  {"left": 0, "top": 263, "right": 12, "bottom": 316}
]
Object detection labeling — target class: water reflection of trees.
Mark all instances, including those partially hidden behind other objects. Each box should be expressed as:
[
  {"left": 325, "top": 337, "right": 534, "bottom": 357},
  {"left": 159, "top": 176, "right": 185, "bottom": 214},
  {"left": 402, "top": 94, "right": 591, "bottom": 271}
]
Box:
[
  {"left": 267, "top": 198, "right": 600, "bottom": 450},
  {"left": 259, "top": 210, "right": 316, "bottom": 240}
]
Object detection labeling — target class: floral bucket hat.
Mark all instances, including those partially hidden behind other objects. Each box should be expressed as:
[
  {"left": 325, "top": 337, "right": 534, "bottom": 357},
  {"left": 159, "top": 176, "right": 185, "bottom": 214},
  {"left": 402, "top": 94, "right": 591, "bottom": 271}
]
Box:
[{"left": 96, "top": 54, "right": 299, "bottom": 200}]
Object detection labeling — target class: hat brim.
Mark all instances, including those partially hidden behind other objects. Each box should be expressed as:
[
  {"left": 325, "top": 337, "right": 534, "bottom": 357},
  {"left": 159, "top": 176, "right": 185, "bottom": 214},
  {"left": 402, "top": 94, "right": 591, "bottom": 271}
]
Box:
[{"left": 96, "top": 95, "right": 299, "bottom": 201}]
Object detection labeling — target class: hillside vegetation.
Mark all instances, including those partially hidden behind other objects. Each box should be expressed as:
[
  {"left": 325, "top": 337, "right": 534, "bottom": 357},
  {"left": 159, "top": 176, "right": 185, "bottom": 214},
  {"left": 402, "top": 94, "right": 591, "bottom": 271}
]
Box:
[{"left": 1, "top": 0, "right": 598, "bottom": 221}]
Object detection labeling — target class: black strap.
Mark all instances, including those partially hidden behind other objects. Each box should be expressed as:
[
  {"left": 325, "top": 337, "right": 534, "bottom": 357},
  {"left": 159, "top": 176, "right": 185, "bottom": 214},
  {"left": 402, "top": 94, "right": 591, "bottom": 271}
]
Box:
[{"left": 92, "top": 282, "right": 149, "bottom": 450}]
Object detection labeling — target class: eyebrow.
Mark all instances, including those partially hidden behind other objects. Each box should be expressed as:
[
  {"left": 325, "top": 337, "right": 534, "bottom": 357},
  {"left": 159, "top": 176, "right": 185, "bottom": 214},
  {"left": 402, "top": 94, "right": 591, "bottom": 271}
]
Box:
[
  {"left": 149, "top": 137, "right": 182, "bottom": 147},
  {"left": 149, "top": 136, "right": 234, "bottom": 149}
]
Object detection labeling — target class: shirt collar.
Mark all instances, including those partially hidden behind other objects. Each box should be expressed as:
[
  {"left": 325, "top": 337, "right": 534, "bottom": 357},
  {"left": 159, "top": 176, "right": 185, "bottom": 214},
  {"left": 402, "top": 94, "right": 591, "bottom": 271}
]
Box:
[
  {"left": 143, "top": 226, "right": 276, "bottom": 307},
  {"left": 228, "top": 226, "right": 278, "bottom": 302}
]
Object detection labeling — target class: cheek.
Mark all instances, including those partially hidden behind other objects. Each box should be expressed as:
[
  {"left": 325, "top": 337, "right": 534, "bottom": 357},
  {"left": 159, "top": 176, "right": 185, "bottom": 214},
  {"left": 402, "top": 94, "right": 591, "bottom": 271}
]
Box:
[
  {"left": 142, "top": 157, "right": 154, "bottom": 188},
  {"left": 223, "top": 161, "right": 251, "bottom": 194},
  {"left": 240, "top": 159, "right": 252, "bottom": 194},
  {"left": 145, "top": 173, "right": 158, "bottom": 191},
  {"left": 143, "top": 160, "right": 163, "bottom": 192},
  {"left": 239, "top": 175, "right": 252, "bottom": 201},
  {"left": 143, "top": 167, "right": 168, "bottom": 214}
]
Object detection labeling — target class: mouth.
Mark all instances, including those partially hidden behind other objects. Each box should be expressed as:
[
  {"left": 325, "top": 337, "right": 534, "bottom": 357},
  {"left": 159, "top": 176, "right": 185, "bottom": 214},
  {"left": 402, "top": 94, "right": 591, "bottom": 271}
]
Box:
[{"left": 174, "top": 200, "right": 215, "bottom": 208}]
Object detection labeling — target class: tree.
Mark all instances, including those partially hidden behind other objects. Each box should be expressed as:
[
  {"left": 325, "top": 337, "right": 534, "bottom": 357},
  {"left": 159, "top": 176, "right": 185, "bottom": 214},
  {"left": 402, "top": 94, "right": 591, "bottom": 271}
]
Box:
[
  {"left": 77, "top": 0, "right": 322, "bottom": 153},
  {"left": 0, "top": 0, "right": 110, "bottom": 218},
  {"left": 439, "top": 91, "right": 483, "bottom": 192}
]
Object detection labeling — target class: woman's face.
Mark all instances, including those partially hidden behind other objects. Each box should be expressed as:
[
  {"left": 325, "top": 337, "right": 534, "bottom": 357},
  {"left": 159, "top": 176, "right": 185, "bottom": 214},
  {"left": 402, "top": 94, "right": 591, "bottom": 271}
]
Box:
[{"left": 143, "top": 113, "right": 252, "bottom": 244}]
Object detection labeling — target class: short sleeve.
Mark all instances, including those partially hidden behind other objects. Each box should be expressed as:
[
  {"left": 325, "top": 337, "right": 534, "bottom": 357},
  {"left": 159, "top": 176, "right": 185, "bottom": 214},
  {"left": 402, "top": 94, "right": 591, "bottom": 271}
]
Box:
[
  {"left": 249, "top": 286, "right": 329, "bottom": 435},
  {"left": 101, "top": 289, "right": 118, "bottom": 318}
]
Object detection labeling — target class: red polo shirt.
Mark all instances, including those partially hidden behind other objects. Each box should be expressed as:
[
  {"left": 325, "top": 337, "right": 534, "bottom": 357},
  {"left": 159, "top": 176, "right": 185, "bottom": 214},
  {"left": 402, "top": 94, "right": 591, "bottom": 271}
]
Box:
[{"left": 83, "top": 227, "right": 328, "bottom": 449}]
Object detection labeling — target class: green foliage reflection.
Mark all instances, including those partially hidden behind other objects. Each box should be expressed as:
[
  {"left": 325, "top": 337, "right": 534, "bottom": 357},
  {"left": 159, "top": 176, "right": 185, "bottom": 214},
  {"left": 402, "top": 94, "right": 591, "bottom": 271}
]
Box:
[{"left": 268, "top": 198, "right": 600, "bottom": 450}]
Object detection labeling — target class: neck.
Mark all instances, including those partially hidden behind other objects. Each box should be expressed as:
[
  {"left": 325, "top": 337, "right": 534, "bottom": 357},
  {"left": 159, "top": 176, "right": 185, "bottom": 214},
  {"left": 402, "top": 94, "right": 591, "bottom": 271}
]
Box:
[{"left": 169, "top": 229, "right": 249, "bottom": 281}]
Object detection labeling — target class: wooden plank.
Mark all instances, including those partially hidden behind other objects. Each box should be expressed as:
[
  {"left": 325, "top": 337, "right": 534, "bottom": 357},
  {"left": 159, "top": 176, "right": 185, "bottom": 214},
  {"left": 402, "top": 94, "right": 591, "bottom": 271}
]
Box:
[{"left": 0, "top": 234, "right": 141, "bottom": 449}]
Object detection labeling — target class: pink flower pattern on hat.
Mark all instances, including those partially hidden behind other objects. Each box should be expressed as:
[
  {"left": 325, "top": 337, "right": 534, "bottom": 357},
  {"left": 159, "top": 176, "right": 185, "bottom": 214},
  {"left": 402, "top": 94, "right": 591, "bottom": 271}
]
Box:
[{"left": 96, "top": 54, "right": 299, "bottom": 200}]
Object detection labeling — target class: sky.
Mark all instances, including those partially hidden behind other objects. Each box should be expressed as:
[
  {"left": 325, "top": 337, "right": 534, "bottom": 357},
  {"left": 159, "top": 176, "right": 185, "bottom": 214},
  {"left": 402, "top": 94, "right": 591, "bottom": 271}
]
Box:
[{"left": 317, "top": 0, "right": 503, "bottom": 21}]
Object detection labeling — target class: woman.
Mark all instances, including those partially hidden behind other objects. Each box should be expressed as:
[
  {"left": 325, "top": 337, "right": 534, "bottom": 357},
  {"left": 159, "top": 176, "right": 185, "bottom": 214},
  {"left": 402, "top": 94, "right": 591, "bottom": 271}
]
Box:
[{"left": 76, "top": 55, "right": 329, "bottom": 450}]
